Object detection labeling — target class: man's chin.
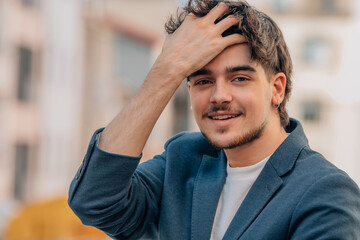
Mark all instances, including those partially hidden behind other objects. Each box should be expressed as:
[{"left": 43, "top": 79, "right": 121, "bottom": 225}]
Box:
[
  {"left": 201, "top": 122, "right": 266, "bottom": 149},
  {"left": 201, "top": 133, "right": 239, "bottom": 149},
  {"left": 205, "top": 138, "right": 244, "bottom": 150}
]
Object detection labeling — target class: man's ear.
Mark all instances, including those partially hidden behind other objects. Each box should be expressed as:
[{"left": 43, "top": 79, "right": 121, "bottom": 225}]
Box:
[
  {"left": 271, "top": 72, "right": 286, "bottom": 106},
  {"left": 187, "top": 80, "right": 191, "bottom": 92}
]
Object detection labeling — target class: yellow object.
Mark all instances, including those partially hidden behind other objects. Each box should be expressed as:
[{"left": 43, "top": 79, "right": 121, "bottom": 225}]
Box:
[{"left": 5, "top": 196, "right": 109, "bottom": 240}]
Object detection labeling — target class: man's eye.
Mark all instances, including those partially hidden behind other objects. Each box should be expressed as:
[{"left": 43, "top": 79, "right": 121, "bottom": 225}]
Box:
[
  {"left": 233, "top": 77, "right": 248, "bottom": 82},
  {"left": 195, "top": 80, "right": 211, "bottom": 85}
]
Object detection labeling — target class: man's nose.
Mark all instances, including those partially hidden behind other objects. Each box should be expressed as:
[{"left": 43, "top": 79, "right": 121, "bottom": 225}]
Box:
[{"left": 210, "top": 81, "right": 232, "bottom": 104}]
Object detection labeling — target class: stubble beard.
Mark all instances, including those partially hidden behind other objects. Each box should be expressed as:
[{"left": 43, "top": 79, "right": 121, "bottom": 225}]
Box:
[{"left": 202, "top": 119, "right": 267, "bottom": 149}]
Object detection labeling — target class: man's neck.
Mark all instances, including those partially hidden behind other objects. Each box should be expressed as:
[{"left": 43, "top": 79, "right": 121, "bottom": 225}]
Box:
[{"left": 224, "top": 121, "right": 288, "bottom": 168}]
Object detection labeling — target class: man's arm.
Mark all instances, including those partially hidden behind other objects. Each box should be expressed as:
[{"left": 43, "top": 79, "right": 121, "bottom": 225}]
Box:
[{"left": 98, "top": 2, "right": 245, "bottom": 156}]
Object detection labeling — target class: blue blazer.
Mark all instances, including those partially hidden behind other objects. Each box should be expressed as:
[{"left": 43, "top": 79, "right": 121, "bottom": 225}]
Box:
[{"left": 69, "top": 119, "right": 360, "bottom": 239}]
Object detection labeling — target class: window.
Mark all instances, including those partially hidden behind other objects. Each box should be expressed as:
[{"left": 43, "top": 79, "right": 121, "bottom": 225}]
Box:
[
  {"left": 175, "top": 0, "right": 188, "bottom": 7},
  {"left": 310, "top": 0, "right": 348, "bottom": 16},
  {"left": 271, "top": 0, "right": 289, "bottom": 12},
  {"left": 302, "top": 100, "right": 322, "bottom": 122},
  {"left": 113, "top": 34, "right": 151, "bottom": 92},
  {"left": 270, "top": 0, "right": 298, "bottom": 12},
  {"left": 302, "top": 38, "right": 332, "bottom": 67},
  {"left": 173, "top": 82, "right": 189, "bottom": 134},
  {"left": 21, "top": 0, "right": 36, "bottom": 7},
  {"left": 17, "top": 46, "right": 33, "bottom": 101},
  {"left": 14, "top": 143, "right": 29, "bottom": 200},
  {"left": 321, "top": 0, "right": 336, "bottom": 12}
]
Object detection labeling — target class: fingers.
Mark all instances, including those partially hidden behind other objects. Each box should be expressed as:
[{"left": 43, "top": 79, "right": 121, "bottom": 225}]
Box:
[
  {"left": 206, "top": 3, "right": 242, "bottom": 40},
  {"left": 205, "top": 2, "right": 230, "bottom": 23},
  {"left": 207, "top": 3, "right": 246, "bottom": 49},
  {"left": 185, "top": 2, "right": 239, "bottom": 35},
  {"left": 222, "top": 34, "right": 247, "bottom": 48},
  {"left": 215, "top": 15, "right": 239, "bottom": 34},
  {"left": 207, "top": 3, "right": 245, "bottom": 48}
]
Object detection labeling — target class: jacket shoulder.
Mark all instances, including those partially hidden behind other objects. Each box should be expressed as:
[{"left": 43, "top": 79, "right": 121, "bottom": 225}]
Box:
[{"left": 296, "top": 146, "right": 347, "bottom": 177}]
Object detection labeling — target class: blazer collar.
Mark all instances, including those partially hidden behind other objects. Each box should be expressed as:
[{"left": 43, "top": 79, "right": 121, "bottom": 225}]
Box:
[
  {"left": 223, "top": 118, "right": 309, "bottom": 239},
  {"left": 269, "top": 118, "right": 309, "bottom": 176},
  {"left": 191, "top": 151, "right": 227, "bottom": 240}
]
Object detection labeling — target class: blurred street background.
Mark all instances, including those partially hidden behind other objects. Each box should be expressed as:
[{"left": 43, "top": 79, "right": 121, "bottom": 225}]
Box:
[{"left": 0, "top": 0, "right": 359, "bottom": 239}]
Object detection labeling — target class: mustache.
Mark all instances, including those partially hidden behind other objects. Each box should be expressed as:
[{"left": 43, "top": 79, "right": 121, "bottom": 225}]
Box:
[{"left": 202, "top": 105, "right": 243, "bottom": 118}]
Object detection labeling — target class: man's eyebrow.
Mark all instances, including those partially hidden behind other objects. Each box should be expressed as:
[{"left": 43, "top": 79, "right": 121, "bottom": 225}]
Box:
[
  {"left": 188, "top": 69, "right": 212, "bottom": 79},
  {"left": 188, "top": 65, "right": 256, "bottom": 79},
  {"left": 226, "top": 65, "right": 256, "bottom": 73}
]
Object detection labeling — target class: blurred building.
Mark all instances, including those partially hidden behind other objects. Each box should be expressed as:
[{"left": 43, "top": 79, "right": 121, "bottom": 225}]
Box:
[
  {"left": 0, "top": 0, "right": 85, "bottom": 236},
  {"left": 0, "top": 0, "right": 85, "bottom": 201},
  {"left": 0, "top": 1, "right": 45, "bottom": 233}
]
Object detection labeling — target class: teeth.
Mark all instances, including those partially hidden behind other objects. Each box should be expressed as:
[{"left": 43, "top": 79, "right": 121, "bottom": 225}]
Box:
[{"left": 211, "top": 115, "right": 237, "bottom": 120}]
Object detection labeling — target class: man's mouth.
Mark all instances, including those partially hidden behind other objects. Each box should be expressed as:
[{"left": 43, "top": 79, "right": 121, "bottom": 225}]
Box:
[{"left": 208, "top": 114, "right": 241, "bottom": 120}]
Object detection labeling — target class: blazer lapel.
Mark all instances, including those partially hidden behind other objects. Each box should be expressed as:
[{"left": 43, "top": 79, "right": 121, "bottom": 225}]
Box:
[
  {"left": 222, "top": 164, "right": 283, "bottom": 240},
  {"left": 191, "top": 151, "right": 227, "bottom": 240}
]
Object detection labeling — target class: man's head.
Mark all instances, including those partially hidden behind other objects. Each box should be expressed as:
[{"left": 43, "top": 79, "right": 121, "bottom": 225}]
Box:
[{"left": 165, "top": 0, "right": 293, "bottom": 128}]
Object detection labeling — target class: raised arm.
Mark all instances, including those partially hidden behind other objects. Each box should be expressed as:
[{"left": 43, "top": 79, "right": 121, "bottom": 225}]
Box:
[
  {"left": 98, "top": 2, "right": 246, "bottom": 156},
  {"left": 69, "top": 4, "right": 246, "bottom": 238}
]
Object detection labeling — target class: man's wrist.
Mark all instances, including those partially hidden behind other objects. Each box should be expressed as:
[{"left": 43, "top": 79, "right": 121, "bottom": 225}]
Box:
[{"left": 150, "top": 54, "right": 188, "bottom": 86}]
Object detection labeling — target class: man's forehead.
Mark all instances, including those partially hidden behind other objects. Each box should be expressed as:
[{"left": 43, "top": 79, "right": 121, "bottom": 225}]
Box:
[{"left": 187, "top": 43, "right": 265, "bottom": 79}]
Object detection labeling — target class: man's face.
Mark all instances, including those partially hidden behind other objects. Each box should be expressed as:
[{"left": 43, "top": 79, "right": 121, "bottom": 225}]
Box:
[{"left": 188, "top": 44, "right": 275, "bottom": 149}]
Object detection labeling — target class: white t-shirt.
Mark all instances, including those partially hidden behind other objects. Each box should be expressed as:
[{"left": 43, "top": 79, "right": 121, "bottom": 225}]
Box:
[{"left": 210, "top": 156, "right": 271, "bottom": 240}]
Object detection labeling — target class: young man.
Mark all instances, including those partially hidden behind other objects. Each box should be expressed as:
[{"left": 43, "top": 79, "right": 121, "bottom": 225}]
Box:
[{"left": 69, "top": 1, "right": 360, "bottom": 239}]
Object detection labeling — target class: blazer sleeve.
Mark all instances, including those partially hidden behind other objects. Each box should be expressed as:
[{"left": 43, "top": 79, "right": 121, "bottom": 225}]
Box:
[
  {"left": 289, "top": 171, "right": 360, "bottom": 239},
  {"left": 68, "top": 128, "right": 169, "bottom": 239}
]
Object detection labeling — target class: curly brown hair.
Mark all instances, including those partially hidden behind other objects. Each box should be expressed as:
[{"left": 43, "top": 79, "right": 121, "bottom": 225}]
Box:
[{"left": 165, "top": 0, "right": 293, "bottom": 128}]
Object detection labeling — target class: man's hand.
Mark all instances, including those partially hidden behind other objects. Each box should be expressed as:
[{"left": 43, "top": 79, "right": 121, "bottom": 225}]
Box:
[{"left": 159, "top": 2, "right": 246, "bottom": 80}]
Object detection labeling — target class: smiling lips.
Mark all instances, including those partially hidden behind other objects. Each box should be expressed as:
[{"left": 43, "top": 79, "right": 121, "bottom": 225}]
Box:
[
  {"left": 209, "top": 114, "right": 241, "bottom": 120},
  {"left": 207, "top": 111, "right": 242, "bottom": 121}
]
